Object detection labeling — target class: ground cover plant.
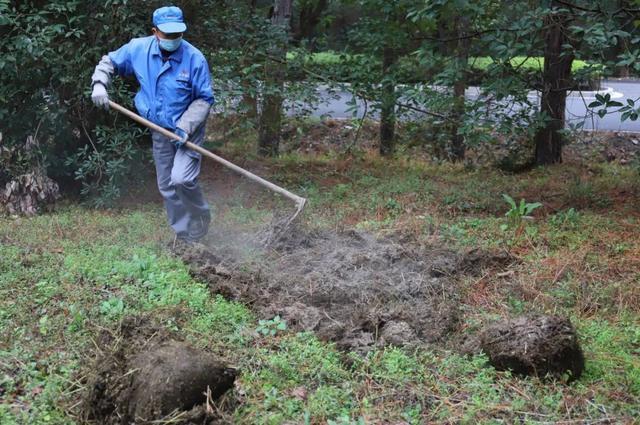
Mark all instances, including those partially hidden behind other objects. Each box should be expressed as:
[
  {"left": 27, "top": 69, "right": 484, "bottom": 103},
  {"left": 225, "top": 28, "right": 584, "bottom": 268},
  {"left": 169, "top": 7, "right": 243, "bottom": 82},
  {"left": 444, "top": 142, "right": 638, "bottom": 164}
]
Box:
[
  {"left": 1, "top": 128, "right": 639, "bottom": 423},
  {"left": 3, "top": 0, "right": 640, "bottom": 423}
]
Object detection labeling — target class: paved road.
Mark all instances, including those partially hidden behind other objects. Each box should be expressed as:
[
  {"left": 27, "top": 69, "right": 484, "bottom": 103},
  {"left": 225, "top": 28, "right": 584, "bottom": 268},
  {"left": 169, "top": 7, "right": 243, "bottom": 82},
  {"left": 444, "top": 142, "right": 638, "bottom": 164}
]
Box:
[
  {"left": 290, "top": 80, "right": 640, "bottom": 132},
  {"left": 565, "top": 81, "right": 640, "bottom": 132}
]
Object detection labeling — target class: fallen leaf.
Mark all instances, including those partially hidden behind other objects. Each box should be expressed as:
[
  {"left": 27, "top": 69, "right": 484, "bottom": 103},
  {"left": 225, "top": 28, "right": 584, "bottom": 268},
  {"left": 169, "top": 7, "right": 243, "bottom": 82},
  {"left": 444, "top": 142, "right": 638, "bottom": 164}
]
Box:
[{"left": 290, "top": 386, "right": 307, "bottom": 401}]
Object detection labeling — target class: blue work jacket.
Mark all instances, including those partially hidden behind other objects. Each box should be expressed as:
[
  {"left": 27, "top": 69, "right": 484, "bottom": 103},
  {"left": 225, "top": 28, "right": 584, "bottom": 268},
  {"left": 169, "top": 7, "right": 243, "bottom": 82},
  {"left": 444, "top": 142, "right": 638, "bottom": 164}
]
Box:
[{"left": 108, "top": 36, "right": 215, "bottom": 131}]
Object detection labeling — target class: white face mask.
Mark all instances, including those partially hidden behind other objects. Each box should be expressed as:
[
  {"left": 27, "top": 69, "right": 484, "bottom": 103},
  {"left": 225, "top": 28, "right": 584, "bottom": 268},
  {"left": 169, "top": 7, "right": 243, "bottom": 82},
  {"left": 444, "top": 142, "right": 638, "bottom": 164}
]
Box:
[{"left": 157, "top": 36, "right": 183, "bottom": 52}]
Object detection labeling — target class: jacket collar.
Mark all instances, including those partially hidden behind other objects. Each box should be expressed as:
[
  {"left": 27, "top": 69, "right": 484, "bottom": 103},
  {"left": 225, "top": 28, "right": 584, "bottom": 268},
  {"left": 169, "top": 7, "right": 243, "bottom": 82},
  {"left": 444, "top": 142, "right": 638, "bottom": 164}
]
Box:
[{"left": 151, "top": 36, "right": 184, "bottom": 63}]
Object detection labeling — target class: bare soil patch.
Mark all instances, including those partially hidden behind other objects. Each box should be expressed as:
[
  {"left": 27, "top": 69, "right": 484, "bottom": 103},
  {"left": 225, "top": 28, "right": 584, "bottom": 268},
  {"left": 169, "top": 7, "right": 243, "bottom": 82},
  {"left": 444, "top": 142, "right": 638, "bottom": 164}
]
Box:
[
  {"left": 82, "top": 316, "right": 236, "bottom": 424},
  {"left": 179, "top": 226, "right": 514, "bottom": 352},
  {"left": 179, "top": 221, "right": 586, "bottom": 380},
  {"left": 566, "top": 131, "right": 640, "bottom": 164},
  {"left": 223, "top": 117, "right": 640, "bottom": 166}
]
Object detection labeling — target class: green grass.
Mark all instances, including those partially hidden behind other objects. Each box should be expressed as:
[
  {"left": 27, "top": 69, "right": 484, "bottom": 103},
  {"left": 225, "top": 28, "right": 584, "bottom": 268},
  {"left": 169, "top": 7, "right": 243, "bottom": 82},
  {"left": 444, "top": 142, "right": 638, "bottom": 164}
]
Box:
[
  {"left": 1, "top": 150, "right": 639, "bottom": 423},
  {"left": 0, "top": 207, "right": 252, "bottom": 423},
  {"left": 470, "top": 56, "right": 596, "bottom": 73},
  {"left": 287, "top": 51, "right": 601, "bottom": 77}
]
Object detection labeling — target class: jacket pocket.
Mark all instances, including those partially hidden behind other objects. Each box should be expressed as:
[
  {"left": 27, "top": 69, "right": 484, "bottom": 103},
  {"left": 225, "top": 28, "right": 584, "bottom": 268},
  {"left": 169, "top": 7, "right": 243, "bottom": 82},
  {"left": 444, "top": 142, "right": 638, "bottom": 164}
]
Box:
[{"left": 175, "top": 75, "right": 191, "bottom": 93}]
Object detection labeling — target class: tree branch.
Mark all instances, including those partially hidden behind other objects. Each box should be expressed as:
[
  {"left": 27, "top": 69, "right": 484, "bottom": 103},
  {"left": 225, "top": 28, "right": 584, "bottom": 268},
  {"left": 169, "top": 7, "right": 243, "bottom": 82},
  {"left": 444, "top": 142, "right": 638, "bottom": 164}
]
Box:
[
  {"left": 555, "top": 0, "right": 640, "bottom": 16},
  {"left": 553, "top": 0, "right": 601, "bottom": 13},
  {"left": 260, "top": 51, "right": 450, "bottom": 120},
  {"left": 413, "top": 28, "right": 518, "bottom": 43}
]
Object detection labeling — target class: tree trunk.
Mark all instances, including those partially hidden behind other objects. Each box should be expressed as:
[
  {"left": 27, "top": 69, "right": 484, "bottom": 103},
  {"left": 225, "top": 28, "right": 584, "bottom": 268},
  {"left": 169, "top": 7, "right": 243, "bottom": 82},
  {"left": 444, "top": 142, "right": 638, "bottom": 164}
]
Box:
[
  {"left": 534, "top": 8, "right": 573, "bottom": 166},
  {"left": 615, "top": 2, "right": 632, "bottom": 78},
  {"left": 258, "top": 0, "right": 293, "bottom": 157},
  {"left": 379, "top": 47, "right": 397, "bottom": 156},
  {"left": 614, "top": 0, "right": 631, "bottom": 77},
  {"left": 241, "top": 63, "right": 259, "bottom": 121},
  {"left": 294, "top": 0, "right": 328, "bottom": 44},
  {"left": 449, "top": 17, "right": 470, "bottom": 162},
  {"left": 241, "top": 0, "right": 259, "bottom": 121},
  {"left": 616, "top": 37, "right": 630, "bottom": 78}
]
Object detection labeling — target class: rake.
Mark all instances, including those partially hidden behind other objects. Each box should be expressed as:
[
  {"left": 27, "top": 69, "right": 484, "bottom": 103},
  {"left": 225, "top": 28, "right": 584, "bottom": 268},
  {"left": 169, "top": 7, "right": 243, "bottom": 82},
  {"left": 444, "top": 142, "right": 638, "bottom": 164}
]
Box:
[{"left": 109, "top": 100, "right": 307, "bottom": 240}]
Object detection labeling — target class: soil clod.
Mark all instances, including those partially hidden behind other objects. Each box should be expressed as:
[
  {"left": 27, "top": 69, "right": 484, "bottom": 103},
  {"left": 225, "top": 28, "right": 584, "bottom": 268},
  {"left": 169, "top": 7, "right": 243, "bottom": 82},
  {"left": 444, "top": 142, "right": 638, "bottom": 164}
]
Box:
[
  {"left": 125, "top": 340, "right": 237, "bottom": 422},
  {"left": 379, "top": 321, "right": 418, "bottom": 346},
  {"left": 458, "top": 248, "right": 513, "bottom": 275},
  {"left": 479, "top": 315, "right": 584, "bottom": 380},
  {"left": 83, "top": 318, "right": 236, "bottom": 424}
]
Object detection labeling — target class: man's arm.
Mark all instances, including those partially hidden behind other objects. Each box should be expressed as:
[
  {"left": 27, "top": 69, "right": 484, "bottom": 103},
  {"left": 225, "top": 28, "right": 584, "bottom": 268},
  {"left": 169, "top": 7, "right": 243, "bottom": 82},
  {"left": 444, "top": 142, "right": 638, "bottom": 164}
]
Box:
[
  {"left": 175, "top": 58, "right": 215, "bottom": 136},
  {"left": 90, "top": 42, "right": 135, "bottom": 109},
  {"left": 92, "top": 42, "right": 135, "bottom": 87},
  {"left": 91, "top": 55, "right": 116, "bottom": 88}
]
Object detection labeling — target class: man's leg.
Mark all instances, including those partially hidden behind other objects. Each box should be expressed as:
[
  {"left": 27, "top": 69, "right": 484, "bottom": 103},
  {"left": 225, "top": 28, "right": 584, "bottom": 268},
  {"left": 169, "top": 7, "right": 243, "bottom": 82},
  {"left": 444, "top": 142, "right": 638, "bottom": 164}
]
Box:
[
  {"left": 170, "top": 125, "right": 210, "bottom": 241},
  {"left": 152, "top": 131, "right": 190, "bottom": 239}
]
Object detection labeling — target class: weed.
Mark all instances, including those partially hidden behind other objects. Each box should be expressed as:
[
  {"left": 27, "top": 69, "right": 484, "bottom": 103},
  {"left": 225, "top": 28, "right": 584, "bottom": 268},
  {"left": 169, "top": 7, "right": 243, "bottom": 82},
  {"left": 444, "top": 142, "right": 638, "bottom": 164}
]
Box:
[
  {"left": 384, "top": 197, "right": 402, "bottom": 216},
  {"left": 401, "top": 404, "right": 423, "bottom": 425},
  {"left": 579, "top": 317, "right": 640, "bottom": 397},
  {"left": 607, "top": 242, "right": 632, "bottom": 255},
  {"left": 332, "top": 183, "right": 351, "bottom": 199},
  {"left": 550, "top": 208, "right": 581, "bottom": 228},
  {"left": 99, "top": 297, "right": 125, "bottom": 319},
  {"left": 38, "top": 315, "right": 51, "bottom": 336},
  {"left": 501, "top": 194, "right": 542, "bottom": 230},
  {"left": 307, "top": 385, "right": 355, "bottom": 420},
  {"left": 327, "top": 415, "right": 366, "bottom": 425},
  {"left": 2, "top": 152, "right": 640, "bottom": 424},
  {"left": 440, "top": 223, "right": 467, "bottom": 243},
  {"left": 256, "top": 315, "right": 288, "bottom": 337},
  {"left": 567, "top": 176, "right": 611, "bottom": 208},
  {"left": 370, "top": 347, "right": 423, "bottom": 384}
]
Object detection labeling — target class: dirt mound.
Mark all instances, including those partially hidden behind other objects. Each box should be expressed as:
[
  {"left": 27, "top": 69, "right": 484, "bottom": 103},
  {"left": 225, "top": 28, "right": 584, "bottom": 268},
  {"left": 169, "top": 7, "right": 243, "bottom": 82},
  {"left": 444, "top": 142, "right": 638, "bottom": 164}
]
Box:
[
  {"left": 479, "top": 315, "right": 584, "bottom": 380},
  {"left": 181, "top": 227, "right": 514, "bottom": 352},
  {"left": 280, "top": 119, "right": 379, "bottom": 154},
  {"left": 83, "top": 316, "right": 236, "bottom": 424},
  {"left": 564, "top": 131, "right": 640, "bottom": 164},
  {"left": 458, "top": 248, "right": 513, "bottom": 275}
]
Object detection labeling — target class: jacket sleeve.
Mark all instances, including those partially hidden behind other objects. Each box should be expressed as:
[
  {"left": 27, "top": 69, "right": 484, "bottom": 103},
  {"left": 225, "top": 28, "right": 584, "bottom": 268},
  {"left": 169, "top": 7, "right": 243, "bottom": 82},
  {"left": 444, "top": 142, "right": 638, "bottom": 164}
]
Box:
[
  {"left": 91, "top": 42, "right": 134, "bottom": 87},
  {"left": 176, "top": 58, "right": 215, "bottom": 135},
  {"left": 91, "top": 55, "right": 115, "bottom": 87}
]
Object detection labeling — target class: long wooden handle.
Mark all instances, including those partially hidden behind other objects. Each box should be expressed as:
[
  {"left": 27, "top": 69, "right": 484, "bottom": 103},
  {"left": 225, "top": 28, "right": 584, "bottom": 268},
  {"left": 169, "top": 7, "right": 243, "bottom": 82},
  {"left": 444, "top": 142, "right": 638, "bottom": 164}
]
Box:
[{"left": 108, "top": 100, "right": 307, "bottom": 209}]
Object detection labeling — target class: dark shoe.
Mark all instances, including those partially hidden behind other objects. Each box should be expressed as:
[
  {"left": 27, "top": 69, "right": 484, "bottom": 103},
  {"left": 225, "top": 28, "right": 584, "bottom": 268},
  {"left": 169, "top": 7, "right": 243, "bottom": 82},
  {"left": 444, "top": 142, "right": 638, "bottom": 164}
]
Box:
[{"left": 187, "top": 212, "right": 211, "bottom": 242}]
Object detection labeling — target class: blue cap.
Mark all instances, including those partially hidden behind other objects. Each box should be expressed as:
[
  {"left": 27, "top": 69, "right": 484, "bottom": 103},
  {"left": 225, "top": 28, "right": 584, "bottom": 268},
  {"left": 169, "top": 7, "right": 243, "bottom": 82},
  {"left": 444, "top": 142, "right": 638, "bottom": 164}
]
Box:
[{"left": 153, "top": 6, "right": 187, "bottom": 34}]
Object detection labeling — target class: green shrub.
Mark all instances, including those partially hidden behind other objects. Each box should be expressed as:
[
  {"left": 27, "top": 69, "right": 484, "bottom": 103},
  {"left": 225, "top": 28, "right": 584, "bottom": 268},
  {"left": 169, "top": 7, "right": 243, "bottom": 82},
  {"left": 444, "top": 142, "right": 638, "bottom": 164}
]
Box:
[
  {"left": 0, "top": 1, "right": 158, "bottom": 204},
  {"left": 285, "top": 51, "right": 604, "bottom": 85}
]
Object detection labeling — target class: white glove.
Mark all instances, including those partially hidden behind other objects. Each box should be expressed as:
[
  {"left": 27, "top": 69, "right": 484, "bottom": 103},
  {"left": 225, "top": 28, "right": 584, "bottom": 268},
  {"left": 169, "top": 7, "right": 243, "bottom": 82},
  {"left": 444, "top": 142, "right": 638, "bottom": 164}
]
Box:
[
  {"left": 173, "top": 128, "right": 188, "bottom": 149},
  {"left": 91, "top": 83, "right": 109, "bottom": 110}
]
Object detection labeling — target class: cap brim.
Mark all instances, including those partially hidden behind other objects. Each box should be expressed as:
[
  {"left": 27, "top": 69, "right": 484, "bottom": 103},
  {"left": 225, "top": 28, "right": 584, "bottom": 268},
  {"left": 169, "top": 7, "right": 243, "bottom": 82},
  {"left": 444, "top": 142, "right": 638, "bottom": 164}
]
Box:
[{"left": 157, "top": 22, "right": 186, "bottom": 33}]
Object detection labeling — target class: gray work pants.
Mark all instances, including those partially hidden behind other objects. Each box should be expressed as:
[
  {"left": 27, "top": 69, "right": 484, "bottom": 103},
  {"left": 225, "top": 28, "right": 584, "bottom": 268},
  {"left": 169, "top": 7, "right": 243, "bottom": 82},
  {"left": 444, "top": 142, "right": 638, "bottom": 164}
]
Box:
[{"left": 151, "top": 125, "right": 209, "bottom": 238}]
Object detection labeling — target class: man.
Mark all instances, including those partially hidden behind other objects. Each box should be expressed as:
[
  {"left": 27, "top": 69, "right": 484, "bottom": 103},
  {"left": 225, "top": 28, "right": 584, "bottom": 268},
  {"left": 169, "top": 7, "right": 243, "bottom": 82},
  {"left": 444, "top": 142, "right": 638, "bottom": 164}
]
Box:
[{"left": 90, "top": 6, "right": 214, "bottom": 244}]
